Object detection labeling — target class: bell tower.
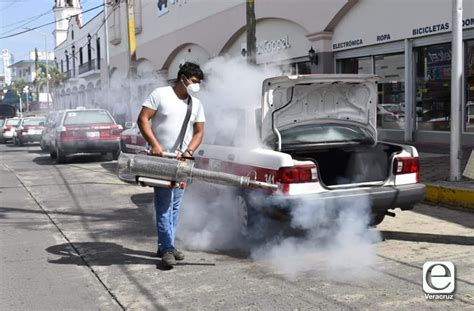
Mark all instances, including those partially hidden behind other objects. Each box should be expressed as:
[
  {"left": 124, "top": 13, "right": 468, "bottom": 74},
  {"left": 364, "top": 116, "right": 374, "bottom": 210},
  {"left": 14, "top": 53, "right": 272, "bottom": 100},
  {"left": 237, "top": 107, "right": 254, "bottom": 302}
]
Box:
[{"left": 53, "top": 0, "right": 82, "bottom": 47}]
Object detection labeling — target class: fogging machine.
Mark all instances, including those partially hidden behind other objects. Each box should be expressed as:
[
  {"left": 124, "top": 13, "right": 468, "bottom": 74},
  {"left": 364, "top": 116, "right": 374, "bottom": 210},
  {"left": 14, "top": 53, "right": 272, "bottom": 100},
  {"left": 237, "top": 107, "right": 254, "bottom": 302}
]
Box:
[{"left": 117, "top": 152, "right": 278, "bottom": 192}]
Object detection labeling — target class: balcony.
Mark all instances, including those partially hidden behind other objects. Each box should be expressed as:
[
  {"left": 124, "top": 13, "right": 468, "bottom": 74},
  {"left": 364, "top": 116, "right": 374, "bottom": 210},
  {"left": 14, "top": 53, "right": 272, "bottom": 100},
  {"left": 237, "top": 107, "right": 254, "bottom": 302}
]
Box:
[
  {"left": 79, "top": 60, "right": 96, "bottom": 75},
  {"left": 78, "top": 59, "right": 101, "bottom": 78}
]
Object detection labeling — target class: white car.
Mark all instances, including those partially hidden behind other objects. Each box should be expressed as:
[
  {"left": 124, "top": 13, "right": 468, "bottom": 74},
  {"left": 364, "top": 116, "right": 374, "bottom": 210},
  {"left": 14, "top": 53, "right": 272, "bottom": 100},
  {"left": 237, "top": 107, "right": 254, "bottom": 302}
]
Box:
[
  {"left": 121, "top": 74, "right": 425, "bottom": 226},
  {"left": 1, "top": 118, "right": 22, "bottom": 143}
]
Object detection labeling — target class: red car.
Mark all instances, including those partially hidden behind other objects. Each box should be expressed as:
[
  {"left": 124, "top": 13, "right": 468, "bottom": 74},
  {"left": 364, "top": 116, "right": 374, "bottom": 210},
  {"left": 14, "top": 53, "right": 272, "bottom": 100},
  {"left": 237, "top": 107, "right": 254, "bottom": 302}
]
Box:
[
  {"left": 119, "top": 122, "right": 147, "bottom": 154},
  {"left": 49, "top": 108, "right": 123, "bottom": 163},
  {"left": 14, "top": 117, "right": 46, "bottom": 145}
]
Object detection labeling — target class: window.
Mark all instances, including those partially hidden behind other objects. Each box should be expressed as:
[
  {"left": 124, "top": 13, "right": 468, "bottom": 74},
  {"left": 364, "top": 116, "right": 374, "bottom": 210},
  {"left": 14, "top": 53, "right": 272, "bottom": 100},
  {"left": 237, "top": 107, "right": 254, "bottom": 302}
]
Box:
[
  {"left": 415, "top": 44, "right": 451, "bottom": 131},
  {"left": 79, "top": 47, "right": 83, "bottom": 65},
  {"left": 465, "top": 40, "right": 474, "bottom": 132},
  {"left": 61, "top": 59, "right": 64, "bottom": 73},
  {"left": 66, "top": 53, "right": 70, "bottom": 71},
  {"left": 96, "top": 37, "right": 101, "bottom": 69},
  {"left": 64, "top": 110, "right": 114, "bottom": 125},
  {"left": 337, "top": 57, "right": 373, "bottom": 74},
  {"left": 87, "top": 36, "right": 92, "bottom": 62},
  {"left": 374, "top": 53, "right": 405, "bottom": 129}
]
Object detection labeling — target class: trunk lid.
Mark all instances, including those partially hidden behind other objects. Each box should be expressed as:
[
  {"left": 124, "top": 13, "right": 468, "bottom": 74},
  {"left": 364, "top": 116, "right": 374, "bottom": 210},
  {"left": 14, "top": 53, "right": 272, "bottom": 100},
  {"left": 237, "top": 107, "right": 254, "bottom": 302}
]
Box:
[{"left": 261, "top": 74, "right": 378, "bottom": 149}]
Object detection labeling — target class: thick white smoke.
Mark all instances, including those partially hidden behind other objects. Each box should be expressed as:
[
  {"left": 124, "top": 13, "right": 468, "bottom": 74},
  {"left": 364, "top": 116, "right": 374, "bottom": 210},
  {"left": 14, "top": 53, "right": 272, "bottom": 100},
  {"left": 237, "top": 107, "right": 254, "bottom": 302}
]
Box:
[
  {"left": 176, "top": 57, "right": 380, "bottom": 280},
  {"left": 177, "top": 56, "right": 280, "bottom": 250},
  {"left": 251, "top": 195, "right": 381, "bottom": 281}
]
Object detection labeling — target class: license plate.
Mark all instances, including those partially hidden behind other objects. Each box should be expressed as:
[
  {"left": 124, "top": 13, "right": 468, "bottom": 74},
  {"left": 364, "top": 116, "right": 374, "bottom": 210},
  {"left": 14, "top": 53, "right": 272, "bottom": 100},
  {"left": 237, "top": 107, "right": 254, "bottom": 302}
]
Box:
[
  {"left": 86, "top": 131, "right": 100, "bottom": 138},
  {"left": 29, "top": 130, "right": 42, "bottom": 135}
]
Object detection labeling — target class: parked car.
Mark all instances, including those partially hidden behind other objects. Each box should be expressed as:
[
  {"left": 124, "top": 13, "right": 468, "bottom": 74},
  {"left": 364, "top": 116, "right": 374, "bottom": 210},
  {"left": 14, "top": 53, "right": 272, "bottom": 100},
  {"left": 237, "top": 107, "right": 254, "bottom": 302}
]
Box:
[
  {"left": 49, "top": 108, "right": 123, "bottom": 163},
  {"left": 1, "top": 117, "right": 22, "bottom": 143},
  {"left": 119, "top": 122, "right": 147, "bottom": 154},
  {"left": 120, "top": 75, "right": 425, "bottom": 226},
  {"left": 41, "top": 110, "right": 62, "bottom": 151},
  {"left": 13, "top": 116, "right": 46, "bottom": 145}
]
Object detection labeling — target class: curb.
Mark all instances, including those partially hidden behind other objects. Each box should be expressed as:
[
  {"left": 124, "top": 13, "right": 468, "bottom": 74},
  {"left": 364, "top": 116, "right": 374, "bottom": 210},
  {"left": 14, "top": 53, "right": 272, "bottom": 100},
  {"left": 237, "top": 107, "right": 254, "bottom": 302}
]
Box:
[{"left": 424, "top": 183, "right": 474, "bottom": 209}]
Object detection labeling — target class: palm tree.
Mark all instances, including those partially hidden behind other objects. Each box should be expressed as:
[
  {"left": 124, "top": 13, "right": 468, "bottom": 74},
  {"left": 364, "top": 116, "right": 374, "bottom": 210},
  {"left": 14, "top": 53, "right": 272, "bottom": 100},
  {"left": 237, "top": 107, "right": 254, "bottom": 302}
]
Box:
[{"left": 34, "top": 63, "right": 65, "bottom": 109}]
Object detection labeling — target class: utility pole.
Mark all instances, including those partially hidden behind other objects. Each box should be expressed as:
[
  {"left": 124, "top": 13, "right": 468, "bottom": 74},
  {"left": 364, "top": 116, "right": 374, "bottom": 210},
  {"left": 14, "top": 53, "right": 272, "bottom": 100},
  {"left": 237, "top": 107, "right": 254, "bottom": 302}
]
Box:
[
  {"left": 450, "top": 0, "right": 463, "bottom": 181},
  {"left": 126, "top": 0, "right": 137, "bottom": 122},
  {"left": 35, "top": 48, "right": 39, "bottom": 103},
  {"left": 246, "top": 0, "right": 256, "bottom": 65}
]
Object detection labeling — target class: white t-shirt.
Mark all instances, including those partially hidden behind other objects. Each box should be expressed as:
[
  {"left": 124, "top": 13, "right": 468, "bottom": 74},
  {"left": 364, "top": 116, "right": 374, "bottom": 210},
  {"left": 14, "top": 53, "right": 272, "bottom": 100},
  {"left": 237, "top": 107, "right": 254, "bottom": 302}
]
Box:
[{"left": 142, "top": 86, "right": 205, "bottom": 152}]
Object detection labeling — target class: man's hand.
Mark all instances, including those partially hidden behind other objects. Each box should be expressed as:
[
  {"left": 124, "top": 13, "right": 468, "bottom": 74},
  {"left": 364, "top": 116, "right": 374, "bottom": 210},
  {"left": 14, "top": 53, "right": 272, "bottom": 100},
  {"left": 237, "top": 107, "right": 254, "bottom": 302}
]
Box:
[
  {"left": 182, "top": 150, "right": 193, "bottom": 158},
  {"left": 149, "top": 143, "right": 164, "bottom": 157}
]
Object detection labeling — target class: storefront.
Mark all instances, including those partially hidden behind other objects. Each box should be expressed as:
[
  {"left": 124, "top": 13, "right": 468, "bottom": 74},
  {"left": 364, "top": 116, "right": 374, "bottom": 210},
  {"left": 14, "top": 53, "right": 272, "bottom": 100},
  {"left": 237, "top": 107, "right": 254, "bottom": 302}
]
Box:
[{"left": 332, "top": 0, "right": 474, "bottom": 146}]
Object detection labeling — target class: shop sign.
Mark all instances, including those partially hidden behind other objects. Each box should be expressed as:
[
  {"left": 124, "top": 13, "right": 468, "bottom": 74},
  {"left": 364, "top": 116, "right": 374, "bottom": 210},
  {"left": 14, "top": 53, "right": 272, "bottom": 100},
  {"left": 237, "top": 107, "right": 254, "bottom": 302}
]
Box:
[
  {"left": 332, "top": 39, "right": 363, "bottom": 50},
  {"left": 257, "top": 35, "right": 291, "bottom": 55},
  {"left": 157, "top": 0, "right": 187, "bottom": 17},
  {"left": 333, "top": 16, "right": 473, "bottom": 51}
]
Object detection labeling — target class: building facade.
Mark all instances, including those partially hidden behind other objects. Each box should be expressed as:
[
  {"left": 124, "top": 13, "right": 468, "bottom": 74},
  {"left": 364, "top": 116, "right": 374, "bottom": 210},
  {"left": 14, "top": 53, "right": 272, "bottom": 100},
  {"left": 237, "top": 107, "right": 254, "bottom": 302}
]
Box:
[
  {"left": 54, "top": 0, "right": 107, "bottom": 111},
  {"left": 54, "top": 0, "right": 474, "bottom": 146}
]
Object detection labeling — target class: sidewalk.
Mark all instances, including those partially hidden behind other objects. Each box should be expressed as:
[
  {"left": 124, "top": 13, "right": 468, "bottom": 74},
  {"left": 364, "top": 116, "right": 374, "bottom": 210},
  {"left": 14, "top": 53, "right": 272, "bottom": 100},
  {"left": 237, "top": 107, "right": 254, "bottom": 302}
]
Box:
[{"left": 415, "top": 143, "right": 474, "bottom": 209}]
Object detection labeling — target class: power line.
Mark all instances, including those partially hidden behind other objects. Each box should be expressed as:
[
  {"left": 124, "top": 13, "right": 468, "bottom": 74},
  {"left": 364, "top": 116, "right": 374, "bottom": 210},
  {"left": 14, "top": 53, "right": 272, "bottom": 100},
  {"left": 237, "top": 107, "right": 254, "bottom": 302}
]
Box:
[
  {"left": 0, "top": 3, "right": 104, "bottom": 40},
  {"left": 0, "top": 9, "right": 53, "bottom": 36}
]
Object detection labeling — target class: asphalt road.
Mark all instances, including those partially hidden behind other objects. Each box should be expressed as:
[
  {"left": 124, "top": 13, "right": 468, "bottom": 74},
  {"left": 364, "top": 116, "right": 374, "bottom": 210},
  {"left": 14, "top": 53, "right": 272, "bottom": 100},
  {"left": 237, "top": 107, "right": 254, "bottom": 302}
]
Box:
[{"left": 1, "top": 143, "right": 473, "bottom": 310}]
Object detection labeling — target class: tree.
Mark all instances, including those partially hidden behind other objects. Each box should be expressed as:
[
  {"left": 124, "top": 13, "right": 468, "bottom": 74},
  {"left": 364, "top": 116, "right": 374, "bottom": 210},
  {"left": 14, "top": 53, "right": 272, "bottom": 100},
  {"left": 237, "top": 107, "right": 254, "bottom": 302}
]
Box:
[
  {"left": 34, "top": 63, "right": 65, "bottom": 108},
  {"left": 11, "top": 80, "right": 27, "bottom": 99}
]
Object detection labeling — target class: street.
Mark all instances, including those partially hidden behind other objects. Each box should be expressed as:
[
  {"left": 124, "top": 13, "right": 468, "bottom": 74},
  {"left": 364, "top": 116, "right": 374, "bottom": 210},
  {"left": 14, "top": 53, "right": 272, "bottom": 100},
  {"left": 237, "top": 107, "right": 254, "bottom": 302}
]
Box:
[{"left": 1, "top": 143, "right": 473, "bottom": 310}]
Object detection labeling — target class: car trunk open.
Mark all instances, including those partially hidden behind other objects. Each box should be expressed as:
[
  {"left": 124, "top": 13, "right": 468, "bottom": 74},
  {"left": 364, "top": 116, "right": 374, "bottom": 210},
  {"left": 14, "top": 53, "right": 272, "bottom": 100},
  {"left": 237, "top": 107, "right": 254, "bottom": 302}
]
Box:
[{"left": 283, "top": 142, "right": 403, "bottom": 187}]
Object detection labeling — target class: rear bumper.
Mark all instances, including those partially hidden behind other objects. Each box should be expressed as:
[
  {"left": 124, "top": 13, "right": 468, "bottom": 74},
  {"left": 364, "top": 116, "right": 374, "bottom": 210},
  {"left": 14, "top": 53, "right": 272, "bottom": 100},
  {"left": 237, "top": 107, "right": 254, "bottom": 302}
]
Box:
[
  {"left": 19, "top": 134, "right": 42, "bottom": 142},
  {"left": 2, "top": 132, "right": 14, "bottom": 139},
  {"left": 59, "top": 139, "right": 120, "bottom": 154},
  {"left": 252, "top": 183, "right": 426, "bottom": 213}
]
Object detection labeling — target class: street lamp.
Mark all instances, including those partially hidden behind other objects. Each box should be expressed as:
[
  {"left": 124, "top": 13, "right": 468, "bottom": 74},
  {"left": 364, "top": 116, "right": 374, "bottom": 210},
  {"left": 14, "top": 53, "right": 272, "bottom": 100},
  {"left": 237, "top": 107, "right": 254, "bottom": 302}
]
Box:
[
  {"left": 308, "top": 47, "right": 318, "bottom": 65},
  {"left": 23, "top": 85, "right": 30, "bottom": 112},
  {"left": 24, "top": 27, "right": 50, "bottom": 109}
]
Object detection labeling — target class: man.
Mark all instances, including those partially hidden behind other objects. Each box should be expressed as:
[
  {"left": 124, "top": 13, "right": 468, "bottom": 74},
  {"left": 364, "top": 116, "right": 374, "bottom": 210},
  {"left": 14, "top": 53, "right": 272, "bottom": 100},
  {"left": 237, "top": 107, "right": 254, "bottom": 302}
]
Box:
[{"left": 137, "top": 62, "right": 205, "bottom": 267}]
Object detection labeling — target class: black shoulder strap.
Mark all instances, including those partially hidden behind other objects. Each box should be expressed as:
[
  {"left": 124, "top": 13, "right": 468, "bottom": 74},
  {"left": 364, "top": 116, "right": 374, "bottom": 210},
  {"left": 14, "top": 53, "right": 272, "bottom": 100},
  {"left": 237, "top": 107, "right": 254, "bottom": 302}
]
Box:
[{"left": 172, "top": 96, "right": 193, "bottom": 152}]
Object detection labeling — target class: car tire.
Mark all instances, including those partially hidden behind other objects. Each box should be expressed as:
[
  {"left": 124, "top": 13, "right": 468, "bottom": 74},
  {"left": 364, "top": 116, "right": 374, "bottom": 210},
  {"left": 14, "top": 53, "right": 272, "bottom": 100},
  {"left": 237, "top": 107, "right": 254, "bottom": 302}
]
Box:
[
  {"left": 112, "top": 150, "right": 120, "bottom": 160},
  {"left": 56, "top": 147, "right": 66, "bottom": 164},
  {"left": 369, "top": 213, "right": 386, "bottom": 227}
]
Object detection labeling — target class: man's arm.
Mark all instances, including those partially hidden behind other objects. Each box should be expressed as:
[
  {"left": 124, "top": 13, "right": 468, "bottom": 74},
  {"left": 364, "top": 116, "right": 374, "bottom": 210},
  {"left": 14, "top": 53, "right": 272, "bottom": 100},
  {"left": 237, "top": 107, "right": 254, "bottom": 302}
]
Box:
[
  {"left": 183, "top": 122, "right": 204, "bottom": 157},
  {"left": 137, "top": 107, "right": 163, "bottom": 156}
]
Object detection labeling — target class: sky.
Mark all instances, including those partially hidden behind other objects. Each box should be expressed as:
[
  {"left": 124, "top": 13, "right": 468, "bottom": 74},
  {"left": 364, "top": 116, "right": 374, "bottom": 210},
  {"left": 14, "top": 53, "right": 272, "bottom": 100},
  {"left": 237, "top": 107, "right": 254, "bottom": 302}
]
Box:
[{"left": 0, "top": 0, "right": 103, "bottom": 74}]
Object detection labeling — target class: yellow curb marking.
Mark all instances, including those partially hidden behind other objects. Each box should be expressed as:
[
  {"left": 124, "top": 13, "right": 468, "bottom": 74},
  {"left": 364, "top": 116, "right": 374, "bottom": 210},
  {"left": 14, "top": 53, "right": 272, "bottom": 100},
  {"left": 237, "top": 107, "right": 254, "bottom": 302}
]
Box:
[{"left": 424, "top": 184, "right": 474, "bottom": 209}]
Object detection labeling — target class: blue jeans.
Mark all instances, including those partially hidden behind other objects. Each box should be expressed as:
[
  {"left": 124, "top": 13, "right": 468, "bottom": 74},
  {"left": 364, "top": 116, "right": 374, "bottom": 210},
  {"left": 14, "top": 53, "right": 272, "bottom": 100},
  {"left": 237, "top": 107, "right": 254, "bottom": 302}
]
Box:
[{"left": 154, "top": 187, "right": 185, "bottom": 252}]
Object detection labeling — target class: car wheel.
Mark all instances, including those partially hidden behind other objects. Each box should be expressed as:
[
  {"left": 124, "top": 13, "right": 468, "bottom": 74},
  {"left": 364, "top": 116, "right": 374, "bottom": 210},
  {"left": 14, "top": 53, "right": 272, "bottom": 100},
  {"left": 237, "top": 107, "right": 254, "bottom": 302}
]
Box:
[
  {"left": 112, "top": 150, "right": 120, "bottom": 160},
  {"left": 369, "top": 213, "right": 386, "bottom": 227},
  {"left": 56, "top": 147, "right": 66, "bottom": 164}
]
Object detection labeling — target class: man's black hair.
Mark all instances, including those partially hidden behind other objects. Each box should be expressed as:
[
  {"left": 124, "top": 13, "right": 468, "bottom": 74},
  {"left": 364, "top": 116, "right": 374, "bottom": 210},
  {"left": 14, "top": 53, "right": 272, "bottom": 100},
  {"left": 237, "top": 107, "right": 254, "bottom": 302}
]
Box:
[{"left": 177, "top": 62, "right": 204, "bottom": 81}]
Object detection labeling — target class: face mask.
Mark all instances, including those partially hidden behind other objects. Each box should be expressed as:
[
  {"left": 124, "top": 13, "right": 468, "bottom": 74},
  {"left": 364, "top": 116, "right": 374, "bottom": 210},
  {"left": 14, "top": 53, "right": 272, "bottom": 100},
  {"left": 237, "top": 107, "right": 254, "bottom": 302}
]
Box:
[
  {"left": 182, "top": 77, "right": 200, "bottom": 94},
  {"left": 186, "top": 82, "right": 200, "bottom": 94}
]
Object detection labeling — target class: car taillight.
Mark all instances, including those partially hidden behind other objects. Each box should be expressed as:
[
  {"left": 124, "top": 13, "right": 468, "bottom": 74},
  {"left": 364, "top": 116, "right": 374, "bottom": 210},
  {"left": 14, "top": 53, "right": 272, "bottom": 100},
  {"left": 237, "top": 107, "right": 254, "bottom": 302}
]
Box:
[
  {"left": 20, "top": 126, "right": 27, "bottom": 133},
  {"left": 277, "top": 164, "right": 318, "bottom": 184},
  {"left": 111, "top": 127, "right": 123, "bottom": 135},
  {"left": 393, "top": 157, "right": 419, "bottom": 182}
]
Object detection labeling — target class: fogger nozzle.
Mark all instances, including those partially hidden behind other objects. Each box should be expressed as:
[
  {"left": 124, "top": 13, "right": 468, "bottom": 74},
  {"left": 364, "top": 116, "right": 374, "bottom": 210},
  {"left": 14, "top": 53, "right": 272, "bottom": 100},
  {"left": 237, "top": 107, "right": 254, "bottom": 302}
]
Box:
[{"left": 117, "top": 152, "right": 278, "bottom": 192}]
